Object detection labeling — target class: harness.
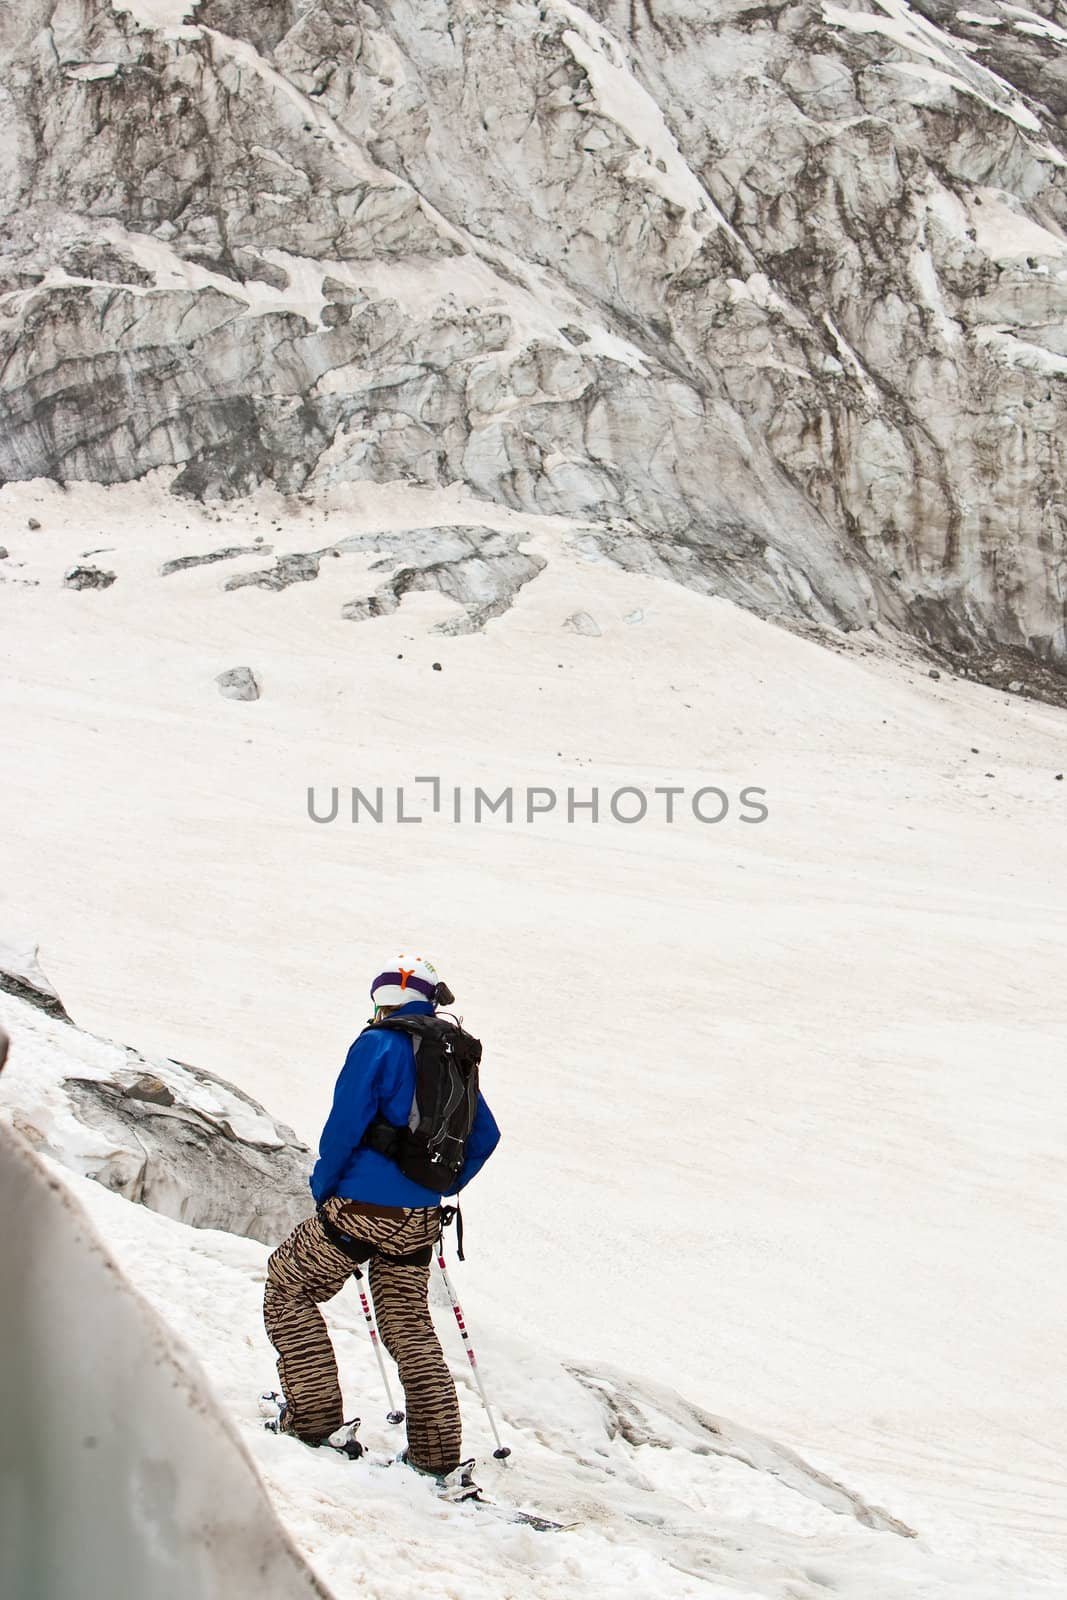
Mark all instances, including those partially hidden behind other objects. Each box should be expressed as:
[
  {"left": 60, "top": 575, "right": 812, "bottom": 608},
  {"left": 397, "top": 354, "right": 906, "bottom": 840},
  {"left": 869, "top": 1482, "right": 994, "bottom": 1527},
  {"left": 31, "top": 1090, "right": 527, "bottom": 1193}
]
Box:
[{"left": 317, "top": 1201, "right": 465, "bottom": 1266}]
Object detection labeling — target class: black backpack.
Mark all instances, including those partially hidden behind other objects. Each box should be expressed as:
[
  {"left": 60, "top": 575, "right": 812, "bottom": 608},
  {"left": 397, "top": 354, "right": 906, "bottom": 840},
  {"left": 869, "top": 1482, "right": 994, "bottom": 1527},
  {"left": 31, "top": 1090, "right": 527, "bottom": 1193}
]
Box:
[{"left": 361, "top": 1014, "right": 482, "bottom": 1191}]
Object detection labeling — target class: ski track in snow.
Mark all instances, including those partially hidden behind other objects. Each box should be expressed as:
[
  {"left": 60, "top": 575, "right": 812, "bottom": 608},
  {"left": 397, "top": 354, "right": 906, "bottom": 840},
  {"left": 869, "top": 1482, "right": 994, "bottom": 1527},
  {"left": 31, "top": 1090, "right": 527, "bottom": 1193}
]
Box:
[{"left": 1, "top": 475, "right": 1066, "bottom": 1592}]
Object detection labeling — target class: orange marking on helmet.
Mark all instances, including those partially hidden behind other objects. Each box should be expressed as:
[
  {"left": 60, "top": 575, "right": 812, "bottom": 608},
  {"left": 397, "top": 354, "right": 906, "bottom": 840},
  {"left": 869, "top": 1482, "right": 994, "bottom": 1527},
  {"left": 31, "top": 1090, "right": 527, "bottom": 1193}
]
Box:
[{"left": 398, "top": 966, "right": 414, "bottom": 989}]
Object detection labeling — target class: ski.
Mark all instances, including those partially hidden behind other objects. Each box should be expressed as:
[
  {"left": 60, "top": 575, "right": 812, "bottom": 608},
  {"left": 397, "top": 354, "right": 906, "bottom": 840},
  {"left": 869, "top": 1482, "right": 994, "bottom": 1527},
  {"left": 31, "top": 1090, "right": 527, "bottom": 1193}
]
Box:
[
  {"left": 259, "top": 1395, "right": 573, "bottom": 1529},
  {"left": 463, "top": 1496, "right": 576, "bottom": 1533}
]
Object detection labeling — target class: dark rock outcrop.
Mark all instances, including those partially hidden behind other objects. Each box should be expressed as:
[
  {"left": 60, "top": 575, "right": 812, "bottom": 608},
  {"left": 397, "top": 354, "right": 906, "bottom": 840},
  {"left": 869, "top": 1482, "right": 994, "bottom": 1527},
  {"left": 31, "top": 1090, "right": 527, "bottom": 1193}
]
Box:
[
  {"left": 161, "top": 543, "right": 266, "bottom": 574},
  {"left": 63, "top": 563, "right": 116, "bottom": 590}
]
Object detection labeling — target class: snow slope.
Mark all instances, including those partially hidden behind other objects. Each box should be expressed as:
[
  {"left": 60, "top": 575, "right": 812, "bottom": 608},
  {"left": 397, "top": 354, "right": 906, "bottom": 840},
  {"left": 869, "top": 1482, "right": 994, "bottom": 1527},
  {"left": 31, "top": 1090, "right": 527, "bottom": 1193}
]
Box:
[
  {"left": 1, "top": 987, "right": 1060, "bottom": 1600},
  {"left": 62, "top": 1163, "right": 1064, "bottom": 1600},
  {"left": 1, "top": 474, "right": 1066, "bottom": 1585}
]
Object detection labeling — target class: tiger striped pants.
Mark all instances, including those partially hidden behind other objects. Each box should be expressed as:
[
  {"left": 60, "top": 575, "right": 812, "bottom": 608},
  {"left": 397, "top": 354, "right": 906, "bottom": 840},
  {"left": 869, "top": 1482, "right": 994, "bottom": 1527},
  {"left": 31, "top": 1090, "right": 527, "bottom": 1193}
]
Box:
[{"left": 263, "top": 1197, "right": 462, "bottom": 1475}]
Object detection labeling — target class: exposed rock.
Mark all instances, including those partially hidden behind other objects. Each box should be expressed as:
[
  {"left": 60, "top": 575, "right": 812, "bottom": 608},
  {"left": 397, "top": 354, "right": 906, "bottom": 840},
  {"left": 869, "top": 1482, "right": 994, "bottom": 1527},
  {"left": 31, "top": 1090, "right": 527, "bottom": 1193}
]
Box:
[
  {"left": 0, "top": 271, "right": 44, "bottom": 293},
  {"left": 123, "top": 1072, "right": 175, "bottom": 1107},
  {"left": 58, "top": 243, "right": 154, "bottom": 287},
  {"left": 216, "top": 665, "right": 260, "bottom": 700},
  {"left": 192, "top": 0, "right": 298, "bottom": 57},
  {"left": 160, "top": 544, "right": 265, "bottom": 575},
  {"left": 0, "top": 0, "right": 1064, "bottom": 667},
  {"left": 62, "top": 1067, "right": 307, "bottom": 1241},
  {"left": 341, "top": 528, "right": 547, "bottom": 633},
  {"left": 206, "top": 525, "right": 546, "bottom": 630},
  {"left": 321, "top": 276, "right": 368, "bottom": 307},
  {"left": 0, "top": 938, "right": 70, "bottom": 1022},
  {"left": 63, "top": 564, "right": 116, "bottom": 590},
  {"left": 0, "top": 944, "right": 313, "bottom": 1245},
  {"left": 26, "top": 518, "right": 40, "bottom": 530},
  {"left": 0, "top": 547, "right": 8, "bottom": 560},
  {"left": 225, "top": 552, "right": 323, "bottom": 591},
  {"left": 231, "top": 246, "right": 290, "bottom": 291},
  {"left": 933, "top": 640, "right": 1067, "bottom": 709},
  {"left": 563, "top": 610, "right": 602, "bottom": 637}
]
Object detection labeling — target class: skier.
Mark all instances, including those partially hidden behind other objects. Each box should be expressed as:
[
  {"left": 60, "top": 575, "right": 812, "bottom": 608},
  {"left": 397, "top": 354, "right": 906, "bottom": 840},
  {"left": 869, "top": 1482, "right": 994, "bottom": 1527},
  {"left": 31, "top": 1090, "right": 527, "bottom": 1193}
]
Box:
[{"left": 263, "top": 955, "right": 500, "bottom": 1494}]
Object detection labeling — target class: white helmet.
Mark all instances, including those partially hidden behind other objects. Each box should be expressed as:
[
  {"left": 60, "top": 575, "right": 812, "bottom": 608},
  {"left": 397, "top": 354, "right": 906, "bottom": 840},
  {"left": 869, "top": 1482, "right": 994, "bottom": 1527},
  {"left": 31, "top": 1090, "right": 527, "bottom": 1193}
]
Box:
[{"left": 370, "top": 953, "right": 448, "bottom": 1010}]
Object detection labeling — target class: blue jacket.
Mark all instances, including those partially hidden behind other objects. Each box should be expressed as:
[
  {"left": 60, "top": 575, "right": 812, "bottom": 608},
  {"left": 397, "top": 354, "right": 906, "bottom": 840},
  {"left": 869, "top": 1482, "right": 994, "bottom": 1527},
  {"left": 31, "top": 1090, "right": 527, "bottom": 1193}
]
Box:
[{"left": 309, "top": 1000, "right": 500, "bottom": 1207}]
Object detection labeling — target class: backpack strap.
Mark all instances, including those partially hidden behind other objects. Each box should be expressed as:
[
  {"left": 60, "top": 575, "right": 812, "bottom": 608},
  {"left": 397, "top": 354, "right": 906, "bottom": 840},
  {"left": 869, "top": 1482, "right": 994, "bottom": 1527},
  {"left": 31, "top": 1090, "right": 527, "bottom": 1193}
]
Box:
[
  {"left": 369, "top": 1014, "right": 441, "bottom": 1038},
  {"left": 360, "top": 1013, "right": 433, "bottom": 1162},
  {"left": 369, "top": 1012, "right": 481, "bottom": 1059},
  {"left": 439, "top": 1202, "right": 465, "bottom": 1262},
  {"left": 362, "top": 1119, "right": 403, "bottom": 1160}
]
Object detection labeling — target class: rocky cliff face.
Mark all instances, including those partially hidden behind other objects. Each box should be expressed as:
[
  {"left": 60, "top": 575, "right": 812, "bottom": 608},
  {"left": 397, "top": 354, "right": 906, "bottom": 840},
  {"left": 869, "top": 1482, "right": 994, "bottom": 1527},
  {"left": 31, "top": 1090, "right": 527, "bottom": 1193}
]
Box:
[
  {"left": 0, "top": 939, "right": 314, "bottom": 1244},
  {"left": 1, "top": 0, "right": 1065, "bottom": 671}
]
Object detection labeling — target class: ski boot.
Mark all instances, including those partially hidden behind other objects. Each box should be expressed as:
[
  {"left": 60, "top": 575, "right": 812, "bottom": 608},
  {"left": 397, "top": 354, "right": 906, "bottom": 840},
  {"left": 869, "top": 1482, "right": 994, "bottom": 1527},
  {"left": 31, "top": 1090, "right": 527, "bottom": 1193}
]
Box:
[
  {"left": 435, "top": 1459, "right": 482, "bottom": 1503},
  {"left": 399, "top": 1449, "right": 482, "bottom": 1503},
  {"left": 260, "top": 1392, "right": 363, "bottom": 1459}
]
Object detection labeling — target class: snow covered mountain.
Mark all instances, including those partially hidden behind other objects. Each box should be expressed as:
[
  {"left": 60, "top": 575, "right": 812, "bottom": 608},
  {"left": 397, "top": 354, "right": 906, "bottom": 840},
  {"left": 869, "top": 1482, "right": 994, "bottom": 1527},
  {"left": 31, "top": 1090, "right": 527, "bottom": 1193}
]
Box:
[
  {"left": 2, "top": 3, "right": 1067, "bottom": 1594},
  {"left": 2, "top": 0, "right": 1067, "bottom": 682}
]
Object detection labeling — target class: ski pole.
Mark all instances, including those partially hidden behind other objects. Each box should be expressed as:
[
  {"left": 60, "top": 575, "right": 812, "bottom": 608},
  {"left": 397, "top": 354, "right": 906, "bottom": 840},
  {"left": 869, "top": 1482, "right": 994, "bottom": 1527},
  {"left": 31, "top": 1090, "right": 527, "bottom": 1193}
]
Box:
[
  {"left": 352, "top": 1266, "right": 404, "bottom": 1424},
  {"left": 434, "top": 1244, "right": 511, "bottom": 1460}
]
